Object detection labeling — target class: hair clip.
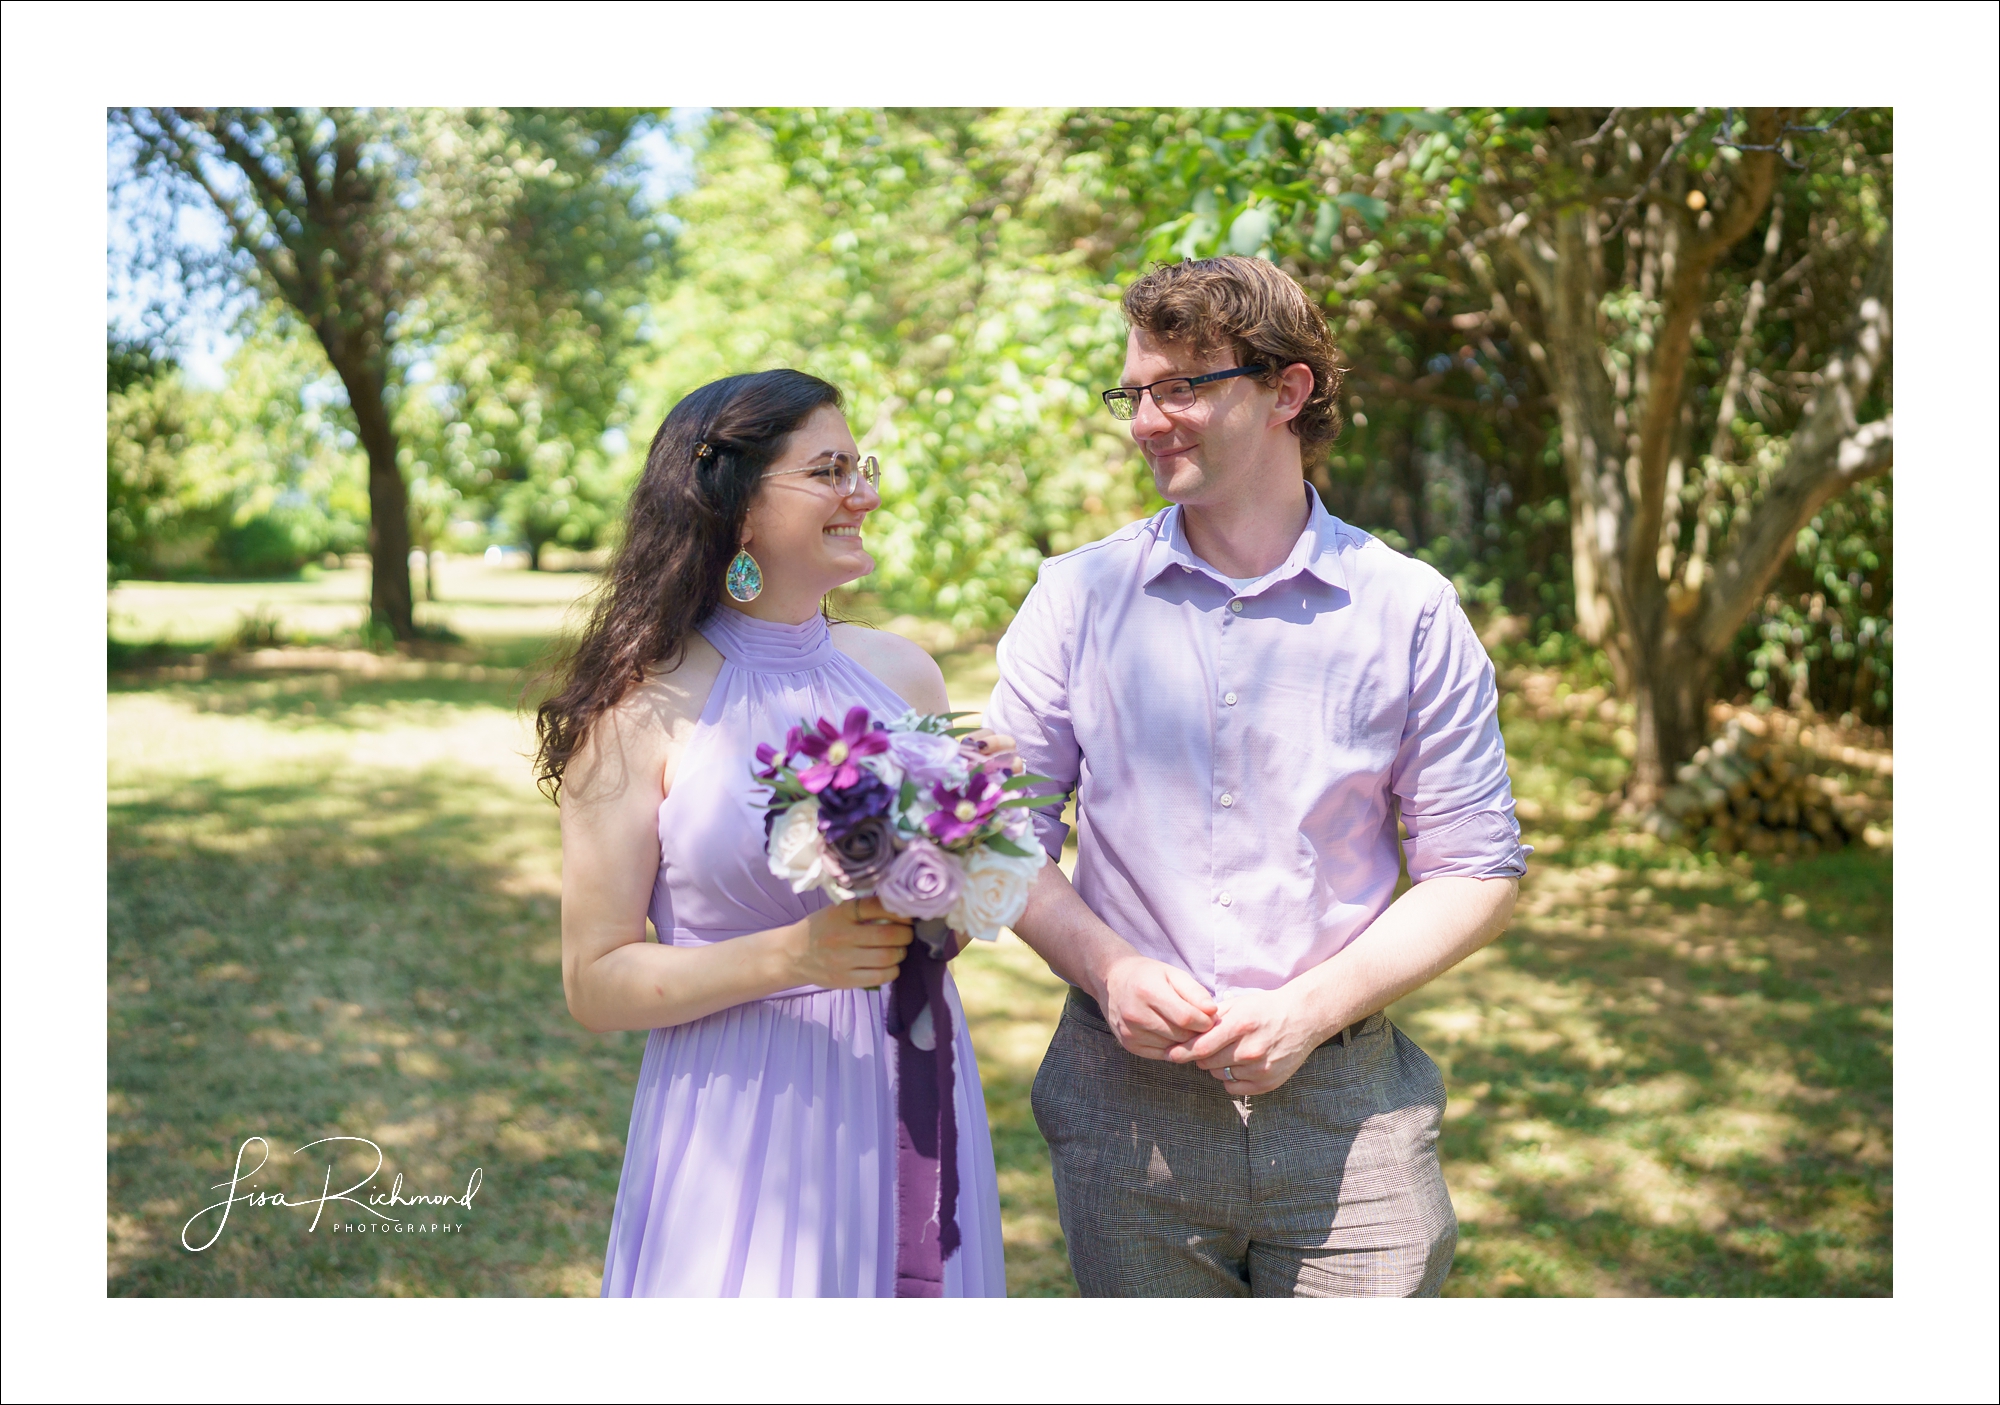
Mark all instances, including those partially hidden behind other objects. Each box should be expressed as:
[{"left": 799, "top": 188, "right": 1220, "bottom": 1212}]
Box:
[{"left": 693, "top": 441, "right": 715, "bottom": 460}]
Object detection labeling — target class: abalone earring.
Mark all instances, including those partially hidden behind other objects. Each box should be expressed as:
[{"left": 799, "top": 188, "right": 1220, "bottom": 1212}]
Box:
[{"left": 726, "top": 548, "right": 763, "bottom": 602}]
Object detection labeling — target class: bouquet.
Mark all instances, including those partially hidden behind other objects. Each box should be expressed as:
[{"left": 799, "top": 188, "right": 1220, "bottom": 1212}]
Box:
[
  {"left": 755, "top": 705, "right": 1051, "bottom": 946},
  {"left": 752, "top": 704, "right": 1054, "bottom": 1297}
]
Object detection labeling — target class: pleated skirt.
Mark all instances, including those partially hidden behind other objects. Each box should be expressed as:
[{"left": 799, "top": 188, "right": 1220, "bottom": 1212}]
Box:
[{"left": 600, "top": 978, "right": 1007, "bottom": 1297}]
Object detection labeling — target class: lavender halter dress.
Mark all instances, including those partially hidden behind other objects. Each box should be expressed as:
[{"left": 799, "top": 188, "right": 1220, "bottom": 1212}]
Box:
[{"left": 599, "top": 607, "right": 1007, "bottom": 1297}]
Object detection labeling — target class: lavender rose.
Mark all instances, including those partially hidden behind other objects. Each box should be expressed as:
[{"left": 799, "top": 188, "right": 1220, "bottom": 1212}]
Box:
[
  {"left": 823, "top": 816, "right": 899, "bottom": 898},
  {"left": 875, "top": 838, "right": 964, "bottom": 921},
  {"left": 886, "top": 729, "right": 965, "bottom": 786},
  {"left": 998, "top": 800, "right": 1034, "bottom": 842}
]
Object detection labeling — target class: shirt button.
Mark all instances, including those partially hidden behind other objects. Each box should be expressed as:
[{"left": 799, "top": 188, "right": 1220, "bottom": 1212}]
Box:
[
  {"left": 1220, "top": 793, "right": 1234, "bottom": 808},
  {"left": 1229, "top": 600, "right": 1244, "bottom": 613},
  {"left": 1218, "top": 892, "right": 1233, "bottom": 907},
  {"left": 1224, "top": 692, "right": 1237, "bottom": 706}
]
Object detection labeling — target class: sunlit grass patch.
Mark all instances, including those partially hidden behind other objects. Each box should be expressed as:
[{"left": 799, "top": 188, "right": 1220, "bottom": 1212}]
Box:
[
  {"left": 109, "top": 559, "right": 597, "bottom": 654},
  {"left": 955, "top": 935, "right": 1077, "bottom": 1297},
  {"left": 107, "top": 611, "right": 1889, "bottom": 1297}
]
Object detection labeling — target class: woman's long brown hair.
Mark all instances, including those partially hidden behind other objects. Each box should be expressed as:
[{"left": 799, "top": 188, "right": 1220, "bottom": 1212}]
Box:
[{"left": 533, "top": 369, "right": 844, "bottom": 800}]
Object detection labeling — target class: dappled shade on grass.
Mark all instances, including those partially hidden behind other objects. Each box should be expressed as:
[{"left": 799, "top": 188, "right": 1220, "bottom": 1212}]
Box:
[
  {"left": 108, "top": 631, "right": 1889, "bottom": 1296},
  {"left": 109, "top": 672, "right": 631, "bottom": 1296}
]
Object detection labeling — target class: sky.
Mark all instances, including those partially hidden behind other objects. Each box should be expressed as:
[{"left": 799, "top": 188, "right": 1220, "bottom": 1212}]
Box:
[{"left": 105, "top": 108, "right": 704, "bottom": 388}]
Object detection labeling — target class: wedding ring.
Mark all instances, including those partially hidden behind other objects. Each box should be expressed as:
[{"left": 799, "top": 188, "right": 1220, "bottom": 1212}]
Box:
[{"left": 1223, "top": 1066, "right": 1236, "bottom": 1081}]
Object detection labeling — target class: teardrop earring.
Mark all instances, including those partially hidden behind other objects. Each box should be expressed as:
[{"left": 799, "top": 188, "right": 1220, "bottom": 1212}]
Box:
[{"left": 725, "top": 548, "right": 764, "bottom": 602}]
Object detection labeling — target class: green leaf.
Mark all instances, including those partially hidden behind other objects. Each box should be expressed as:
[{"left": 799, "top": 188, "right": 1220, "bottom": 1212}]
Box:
[
  {"left": 1000, "top": 772, "right": 1057, "bottom": 792},
  {"left": 984, "top": 834, "right": 1036, "bottom": 858},
  {"left": 1308, "top": 199, "right": 1337, "bottom": 260},
  {"left": 1335, "top": 192, "right": 1388, "bottom": 229},
  {"left": 1225, "top": 206, "right": 1275, "bottom": 256}
]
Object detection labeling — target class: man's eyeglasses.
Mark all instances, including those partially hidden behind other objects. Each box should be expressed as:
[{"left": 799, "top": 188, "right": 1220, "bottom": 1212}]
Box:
[
  {"left": 1101, "top": 365, "right": 1268, "bottom": 421},
  {"left": 762, "top": 452, "right": 882, "bottom": 498}
]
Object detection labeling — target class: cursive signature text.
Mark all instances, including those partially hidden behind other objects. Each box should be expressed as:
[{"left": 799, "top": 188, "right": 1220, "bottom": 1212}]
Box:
[{"left": 182, "top": 1136, "right": 483, "bottom": 1252}]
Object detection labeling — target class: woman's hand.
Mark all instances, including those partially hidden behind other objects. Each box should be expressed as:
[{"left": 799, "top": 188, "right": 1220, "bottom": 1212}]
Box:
[
  {"left": 783, "top": 896, "right": 914, "bottom": 989},
  {"left": 960, "top": 727, "right": 1024, "bottom": 775}
]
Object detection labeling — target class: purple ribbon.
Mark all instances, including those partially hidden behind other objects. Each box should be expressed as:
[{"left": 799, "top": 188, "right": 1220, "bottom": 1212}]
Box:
[{"left": 887, "top": 918, "right": 959, "bottom": 1297}]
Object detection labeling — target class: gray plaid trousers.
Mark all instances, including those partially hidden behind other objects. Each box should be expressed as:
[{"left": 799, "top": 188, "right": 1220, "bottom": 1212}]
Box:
[{"left": 1031, "top": 988, "right": 1457, "bottom": 1297}]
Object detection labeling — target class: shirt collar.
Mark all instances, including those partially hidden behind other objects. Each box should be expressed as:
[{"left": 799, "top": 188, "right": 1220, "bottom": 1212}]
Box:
[{"left": 1143, "top": 487, "right": 1350, "bottom": 595}]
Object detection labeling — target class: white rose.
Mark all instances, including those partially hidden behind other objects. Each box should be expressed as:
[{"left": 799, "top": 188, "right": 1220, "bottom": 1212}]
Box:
[
  {"left": 947, "top": 845, "right": 1043, "bottom": 943},
  {"left": 767, "top": 800, "right": 832, "bottom": 894},
  {"left": 859, "top": 750, "right": 904, "bottom": 791}
]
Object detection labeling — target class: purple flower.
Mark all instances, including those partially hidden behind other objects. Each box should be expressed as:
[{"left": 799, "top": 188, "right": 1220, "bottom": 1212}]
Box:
[
  {"left": 825, "top": 816, "right": 899, "bottom": 894},
  {"left": 816, "top": 771, "right": 893, "bottom": 839},
  {"left": 924, "top": 769, "right": 1006, "bottom": 847},
  {"left": 755, "top": 725, "right": 810, "bottom": 781},
  {"left": 795, "top": 707, "right": 890, "bottom": 793},
  {"left": 876, "top": 839, "right": 964, "bottom": 921}
]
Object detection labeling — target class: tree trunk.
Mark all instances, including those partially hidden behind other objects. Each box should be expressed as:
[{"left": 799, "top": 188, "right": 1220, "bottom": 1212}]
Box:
[
  {"left": 133, "top": 108, "right": 422, "bottom": 642},
  {"left": 1541, "top": 208, "right": 1631, "bottom": 674},
  {"left": 1626, "top": 628, "right": 1713, "bottom": 804},
  {"left": 328, "top": 351, "right": 415, "bottom": 640},
  {"left": 1499, "top": 111, "right": 1878, "bottom": 809}
]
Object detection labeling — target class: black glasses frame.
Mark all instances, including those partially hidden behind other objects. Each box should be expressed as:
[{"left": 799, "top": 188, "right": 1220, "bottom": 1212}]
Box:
[{"left": 1100, "top": 365, "right": 1269, "bottom": 420}]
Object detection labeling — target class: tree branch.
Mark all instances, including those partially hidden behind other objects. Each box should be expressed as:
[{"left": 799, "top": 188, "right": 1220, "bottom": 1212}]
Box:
[
  {"left": 147, "top": 109, "right": 305, "bottom": 307},
  {"left": 1605, "top": 113, "right": 1700, "bottom": 239},
  {"left": 1706, "top": 189, "right": 1786, "bottom": 466},
  {"left": 1697, "top": 224, "right": 1892, "bottom": 656},
  {"left": 1576, "top": 108, "right": 1624, "bottom": 146},
  {"left": 1625, "top": 110, "right": 1783, "bottom": 597}
]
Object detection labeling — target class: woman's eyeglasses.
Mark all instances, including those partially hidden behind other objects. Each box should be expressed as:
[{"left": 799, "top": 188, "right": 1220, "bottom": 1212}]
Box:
[
  {"left": 1100, "top": 365, "right": 1268, "bottom": 421},
  {"left": 762, "top": 453, "right": 881, "bottom": 498}
]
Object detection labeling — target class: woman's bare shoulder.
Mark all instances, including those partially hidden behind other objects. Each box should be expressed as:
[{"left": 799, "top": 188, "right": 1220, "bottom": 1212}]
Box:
[
  {"left": 632, "top": 629, "right": 726, "bottom": 721},
  {"left": 830, "top": 623, "right": 949, "bottom": 713},
  {"left": 569, "top": 632, "right": 726, "bottom": 803}
]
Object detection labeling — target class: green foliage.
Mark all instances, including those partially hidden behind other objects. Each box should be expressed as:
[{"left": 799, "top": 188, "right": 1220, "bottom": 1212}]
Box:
[
  {"left": 112, "top": 107, "right": 666, "bottom": 627},
  {"left": 634, "top": 110, "right": 1154, "bottom": 634},
  {"left": 107, "top": 319, "right": 369, "bottom": 579},
  {"left": 1719, "top": 478, "right": 1892, "bottom": 722},
  {"left": 108, "top": 338, "right": 209, "bottom": 578},
  {"left": 1051, "top": 109, "right": 1578, "bottom": 632},
  {"left": 112, "top": 107, "right": 1892, "bottom": 723},
  {"left": 393, "top": 108, "right": 665, "bottom": 568},
  {"left": 1053, "top": 107, "right": 1893, "bottom": 723}
]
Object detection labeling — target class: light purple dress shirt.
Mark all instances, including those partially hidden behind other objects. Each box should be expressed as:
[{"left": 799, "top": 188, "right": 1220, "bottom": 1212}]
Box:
[{"left": 984, "top": 488, "right": 1529, "bottom": 998}]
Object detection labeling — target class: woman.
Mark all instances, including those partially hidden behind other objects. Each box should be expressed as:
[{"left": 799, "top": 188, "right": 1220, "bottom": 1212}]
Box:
[{"left": 537, "top": 370, "right": 1006, "bottom": 1296}]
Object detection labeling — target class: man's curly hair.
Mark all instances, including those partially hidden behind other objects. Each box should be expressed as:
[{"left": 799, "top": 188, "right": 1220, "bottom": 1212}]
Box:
[{"left": 1122, "top": 255, "right": 1347, "bottom": 462}]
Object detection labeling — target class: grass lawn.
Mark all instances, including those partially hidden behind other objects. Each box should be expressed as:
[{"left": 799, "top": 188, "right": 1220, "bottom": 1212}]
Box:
[{"left": 106, "top": 564, "right": 1891, "bottom": 1296}]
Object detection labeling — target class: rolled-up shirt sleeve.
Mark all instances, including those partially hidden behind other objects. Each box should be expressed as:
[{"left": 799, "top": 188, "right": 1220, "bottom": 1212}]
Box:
[
  {"left": 984, "top": 568, "right": 1078, "bottom": 860},
  {"left": 1391, "top": 584, "right": 1531, "bottom": 882}
]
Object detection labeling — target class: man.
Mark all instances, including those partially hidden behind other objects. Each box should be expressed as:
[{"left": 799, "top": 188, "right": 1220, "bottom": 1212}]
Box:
[{"left": 985, "top": 255, "right": 1527, "bottom": 1297}]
